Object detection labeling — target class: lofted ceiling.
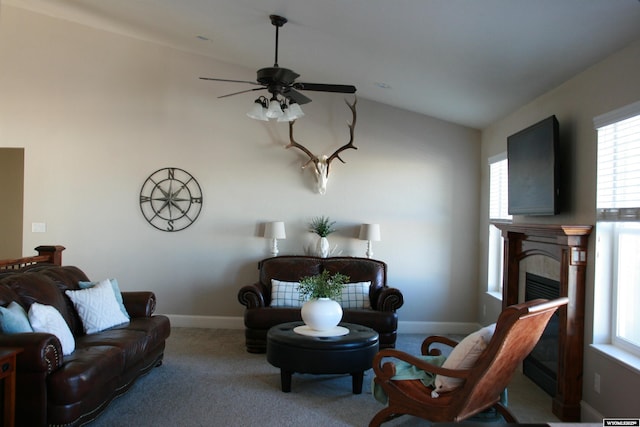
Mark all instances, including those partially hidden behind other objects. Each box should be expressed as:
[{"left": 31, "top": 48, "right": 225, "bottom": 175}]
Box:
[{"left": 8, "top": 0, "right": 640, "bottom": 129}]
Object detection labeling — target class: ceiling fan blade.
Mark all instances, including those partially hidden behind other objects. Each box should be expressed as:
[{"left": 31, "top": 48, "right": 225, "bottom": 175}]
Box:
[
  {"left": 284, "top": 88, "right": 312, "bottom": 105},
  {"left": 217, "top": 87, "right": 266, "bottom": 99},
  {"left": 200, "top": 77, "right": 262, "bottom": 86},
  {"left": 294, "top": 83, "right": 357, "bottom": 94}
]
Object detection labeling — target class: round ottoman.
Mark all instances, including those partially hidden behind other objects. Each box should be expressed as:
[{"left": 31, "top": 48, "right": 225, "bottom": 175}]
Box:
[{"left": 266, "top": 321, "right": 379, "bottom": 394}]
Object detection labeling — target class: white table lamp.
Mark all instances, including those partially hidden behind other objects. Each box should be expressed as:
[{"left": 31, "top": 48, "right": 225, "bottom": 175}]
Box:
[
  {"left": 359, "top": 224, "right": 381, "bottom": 258},
  {"left": 265, "top": 221, "right": 286, "bottom": 256}
]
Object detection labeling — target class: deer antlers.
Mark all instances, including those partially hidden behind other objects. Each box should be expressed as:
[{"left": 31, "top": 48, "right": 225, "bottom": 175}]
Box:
[
  {"left": 325, "top": 97, "right": 358, "bottom": 173},
  {"left": 286, "top": 97, "right": 358, "bottom": 194}
]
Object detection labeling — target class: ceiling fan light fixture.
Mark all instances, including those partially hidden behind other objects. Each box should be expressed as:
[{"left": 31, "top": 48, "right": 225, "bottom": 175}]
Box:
[
  {"left": 266, "top": 97, "right": 284, "bottom": 119},
  {"left": 200, "top": 14, "right": 356, "bottom": 121},
  {"left": 247, "top": 97, "right": 269, "bottom": 121},
  {"left": 287, "top": 102, "right": 305, "bottom": 120},
  {"left": 277, "top": 102, "right": 291, "bottom": 122}
]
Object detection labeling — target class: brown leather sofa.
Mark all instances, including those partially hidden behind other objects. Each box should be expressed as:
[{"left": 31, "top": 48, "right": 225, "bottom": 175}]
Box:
[
  {"left": 0, "top": 248, "right": 170, "bottom": 427},
  {"left": 237, "top": 256, "right": 403, "bottom": 353}
]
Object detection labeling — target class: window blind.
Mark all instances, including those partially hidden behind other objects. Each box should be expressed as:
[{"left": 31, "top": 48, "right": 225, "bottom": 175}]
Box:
[
  {"left": 595, "top": 102, "right": 640, "bottom": 221},
  {"left": 489, "top": 153, "right": 511, "bottom": 221}
]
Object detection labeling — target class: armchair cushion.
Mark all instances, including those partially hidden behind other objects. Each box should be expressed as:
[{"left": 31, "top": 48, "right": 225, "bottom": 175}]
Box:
[
  {"left": 0, "top": 301, "right": 33, "bottom": 333},
  {"left": 434, "top": 323, "right": 496, "bottom": 392},
  {"left": 28, "top": 302, "right": 76, "bottom": 355}
]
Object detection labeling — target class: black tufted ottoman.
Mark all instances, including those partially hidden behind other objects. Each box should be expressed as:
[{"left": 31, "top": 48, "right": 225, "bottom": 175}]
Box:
[{"left": 266, "top": 321, "right": 379, "bottom": 394}]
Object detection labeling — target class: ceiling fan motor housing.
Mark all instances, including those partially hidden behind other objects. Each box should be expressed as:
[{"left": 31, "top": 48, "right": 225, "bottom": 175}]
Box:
[{"left": 257, "top": 67, "right": 299, "bottom": 86}]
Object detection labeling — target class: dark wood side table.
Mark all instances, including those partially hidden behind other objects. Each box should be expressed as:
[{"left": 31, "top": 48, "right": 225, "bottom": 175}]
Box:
[
  {"left": 0, "top": 348, "right": 21, "bottom": 427},
  {"left": 266, "top": 322, "right": 379, "bottom": 394}
]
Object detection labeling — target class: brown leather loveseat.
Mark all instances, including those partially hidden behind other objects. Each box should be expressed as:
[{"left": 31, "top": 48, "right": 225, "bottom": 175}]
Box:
[
  {"left": 237, "top": 256, "right": 403, "bottom": 353},
  {"left": 0, "top": 247, "right": 171, "bottom": 426}
]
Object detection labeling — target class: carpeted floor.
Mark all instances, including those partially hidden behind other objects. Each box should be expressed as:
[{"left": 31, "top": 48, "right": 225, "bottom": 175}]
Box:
[{"left": 88, "top": 327, "right": 560, "bottom": 426}]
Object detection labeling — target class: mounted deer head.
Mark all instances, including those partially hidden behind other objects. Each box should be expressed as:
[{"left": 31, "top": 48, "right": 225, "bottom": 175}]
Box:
[{"left": 286, "top": 97, "right": 357, "bottom": 195}]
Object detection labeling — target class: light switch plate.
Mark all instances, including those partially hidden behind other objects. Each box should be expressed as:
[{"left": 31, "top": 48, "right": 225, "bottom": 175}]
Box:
[{"left": 32, "top": 222, "right": 46, "bottom": 233}]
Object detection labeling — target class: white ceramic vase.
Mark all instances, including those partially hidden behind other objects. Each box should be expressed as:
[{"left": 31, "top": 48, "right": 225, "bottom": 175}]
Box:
[
  {"left": 316, "top": 236, "right": 330, "bottom": 258},
  {"left": 301, "top": 298, "right": 343, "bottom": 331}
]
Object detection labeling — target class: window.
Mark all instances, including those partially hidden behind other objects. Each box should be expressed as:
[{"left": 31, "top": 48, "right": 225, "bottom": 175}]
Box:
[
  {"left": 595, "top": 100, "right": 640, "bottom": 358},
  {"left": 488, "top": 153, "right": 511, "bottom": 294}
]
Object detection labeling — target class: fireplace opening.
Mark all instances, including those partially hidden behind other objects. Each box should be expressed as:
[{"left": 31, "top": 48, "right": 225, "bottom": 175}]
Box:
[{"left": 523, "top": 272, "right": 560, "bottom": 397}]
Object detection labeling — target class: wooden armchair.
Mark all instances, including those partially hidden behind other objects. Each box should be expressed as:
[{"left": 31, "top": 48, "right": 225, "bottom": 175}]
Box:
[{"left": 370, "top": 297, "right": 569, "bottom": 426}]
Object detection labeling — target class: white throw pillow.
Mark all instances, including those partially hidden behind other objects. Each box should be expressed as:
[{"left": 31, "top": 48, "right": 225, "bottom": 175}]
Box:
[
  {"left": 28, "top": 302, "right": 75, "bottom": 355},
  {"left": 65, "top": 279, "right": 130, "bottom": 334},
  {"left": 340, "top": 281, "right": 371, "bottom": 309},
  {"left": 78, "top": 278, "right": 129, "bottom": 319},
  {"left": 271, "top": 279, "right": 306, "bottom": 307},
  {"left": 434, "top": 323, "right": 496, "bottom": 392}
]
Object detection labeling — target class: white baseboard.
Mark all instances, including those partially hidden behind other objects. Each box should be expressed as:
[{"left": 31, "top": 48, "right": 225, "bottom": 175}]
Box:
[
  {"left": 164, "top": 314, "right": 479, "bottom": 335},
  {"left": 397, "top": 321, "right": 480, "bottom": 335},
  {"left": 580, "top": 400, "right": 604, "bottom": 423},
  {"left": 167, "top": 314, "right": 244, "bottom": 329}
]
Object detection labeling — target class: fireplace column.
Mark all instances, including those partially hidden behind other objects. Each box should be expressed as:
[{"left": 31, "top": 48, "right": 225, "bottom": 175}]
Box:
[{"left": 494, "top": 223, "right": 592, "bottom": 422}]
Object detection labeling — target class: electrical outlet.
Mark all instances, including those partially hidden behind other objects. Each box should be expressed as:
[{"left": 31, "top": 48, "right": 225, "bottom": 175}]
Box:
[{"left": 594, "top": 372, "right": 601, "bottom": 393}]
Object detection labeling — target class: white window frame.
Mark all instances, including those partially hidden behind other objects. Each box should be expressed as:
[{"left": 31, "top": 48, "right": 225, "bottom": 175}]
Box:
[
  {"left": 487, "top": 152, "right": 511, "bottom": 295},
  {"left": 593, "top": 100, "right": 640, "bottom": 362}
]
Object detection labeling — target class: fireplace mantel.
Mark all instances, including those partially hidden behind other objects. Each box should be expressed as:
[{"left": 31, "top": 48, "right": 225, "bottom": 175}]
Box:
[{"left": 493, "top": 223, "right": 592, "bottom": 422}]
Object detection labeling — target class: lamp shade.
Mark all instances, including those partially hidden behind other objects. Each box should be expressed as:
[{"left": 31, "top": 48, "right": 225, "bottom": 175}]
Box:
[
  {"left": 359, "top": 224, "right": 381, "bottom": 241},
  {"left": 265, "top": 99, "right": 284, "bottom": 119},
  {"left": 265, "top": 221, "right": 286, "bottom": 239},
  {"left": 277, "top": 105, "right": 293, "bottom": 122},
  {"left": 247, "top": 102, "right": 268, "bottom": 121},
  {"left": 287, "top": 102, "right": 305, "bottom": 120}
]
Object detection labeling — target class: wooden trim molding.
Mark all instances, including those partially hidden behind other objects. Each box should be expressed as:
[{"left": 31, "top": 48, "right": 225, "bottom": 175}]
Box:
[
  {"left": 0, "top": 246, "right": 65, "bottom": 270},
  {"left": 493, "top": 223, "right": 592, "bottom": 422}
]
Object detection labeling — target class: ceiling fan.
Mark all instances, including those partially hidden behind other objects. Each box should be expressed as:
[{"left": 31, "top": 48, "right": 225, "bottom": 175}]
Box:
[{"left": 199, "top": 15, "right": 356, "bottom": 120}]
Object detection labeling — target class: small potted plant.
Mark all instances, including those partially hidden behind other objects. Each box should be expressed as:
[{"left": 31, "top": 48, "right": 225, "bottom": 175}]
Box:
[
  {"left": 309, "top": 216, "right": 336, "bottom": 257},
  {"left": 298, "top": 270, "right": 350, "bottom": 331}
]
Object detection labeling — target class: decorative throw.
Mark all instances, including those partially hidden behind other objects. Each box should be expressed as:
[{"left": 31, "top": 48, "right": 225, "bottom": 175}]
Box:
[{"left": 372, "top": 354, "right": 447, "bottom": 404}]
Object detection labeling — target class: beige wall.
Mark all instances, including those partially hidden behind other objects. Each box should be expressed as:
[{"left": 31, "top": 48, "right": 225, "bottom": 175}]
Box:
[
  {"left": 0, "top": 6, "right": 481, "bottom": 329},
  {"left": 478, "top": 38, "right": 640, "bottom": 419},
  {"left": 0, "top": 148, "right": 24, "bottom": 258}
]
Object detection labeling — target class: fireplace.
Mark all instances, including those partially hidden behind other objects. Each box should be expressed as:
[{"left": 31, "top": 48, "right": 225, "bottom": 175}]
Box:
[
  {"left": 493, "top": 223, "right": 592, "bottom": 422},
  {"left": 523, "top": 273, "right": 560, "bottom": 396}
]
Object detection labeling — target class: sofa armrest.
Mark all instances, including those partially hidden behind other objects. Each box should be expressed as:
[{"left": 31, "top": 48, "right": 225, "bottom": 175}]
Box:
[
  {"left": 238, "top": 283, "right": 267, "bottom": 309},
  {"left": 373, "top": 286, "right": 404, "bottom": 312},
  {"left": 122, "top": 291, "right": 156, "bottom": 317},
  {"left": 0, "top": 332, "right": 62, "bottom": 374}
]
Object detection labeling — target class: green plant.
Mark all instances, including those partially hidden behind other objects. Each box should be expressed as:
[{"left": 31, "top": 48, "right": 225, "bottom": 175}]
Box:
[
  {"left": 309, "top": 216, "right": 336, "bottom": 237},
  {"left": 298, "top": 270, "right": 350, "bottom": 300}
]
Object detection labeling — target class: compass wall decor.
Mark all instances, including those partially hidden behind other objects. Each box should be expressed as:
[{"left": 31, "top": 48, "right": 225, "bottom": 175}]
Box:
[{"left": 139, "top": 167, "right": 203, "bottom": 232}]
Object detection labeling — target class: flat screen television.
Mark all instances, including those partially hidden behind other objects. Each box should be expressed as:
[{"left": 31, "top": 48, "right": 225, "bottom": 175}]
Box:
[{"left": 507, "top": 115, "right": 560, "bottom": 215}]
